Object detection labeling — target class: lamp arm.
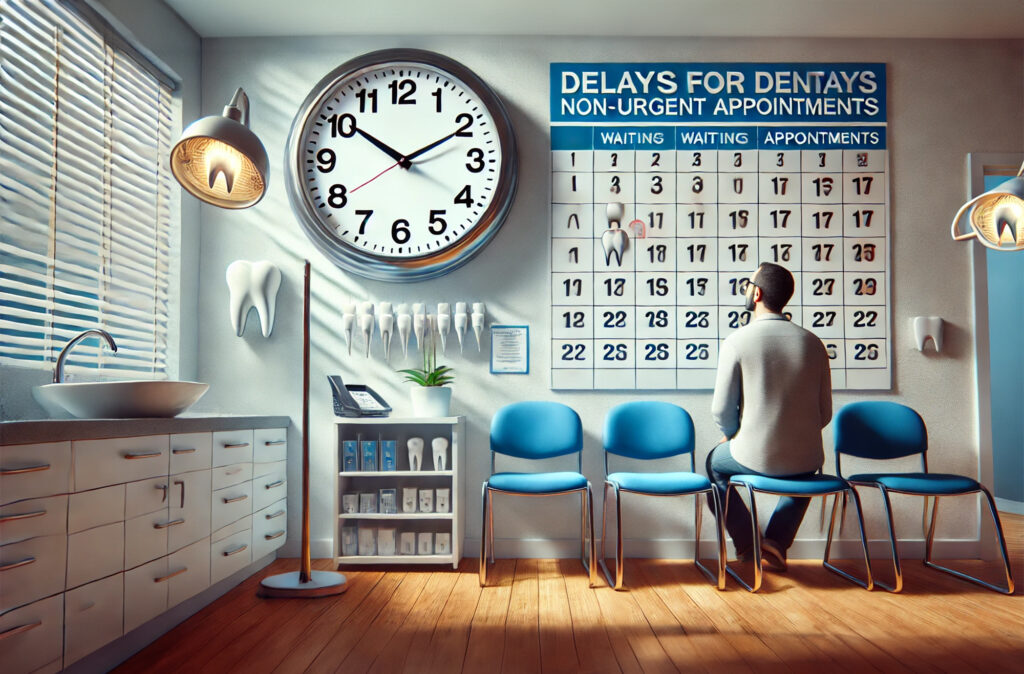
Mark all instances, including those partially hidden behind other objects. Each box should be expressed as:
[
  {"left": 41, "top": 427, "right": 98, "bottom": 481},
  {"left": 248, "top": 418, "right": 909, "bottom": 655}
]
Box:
[{"left": 950, "top": 195, "right": 983, "bottom": 241}]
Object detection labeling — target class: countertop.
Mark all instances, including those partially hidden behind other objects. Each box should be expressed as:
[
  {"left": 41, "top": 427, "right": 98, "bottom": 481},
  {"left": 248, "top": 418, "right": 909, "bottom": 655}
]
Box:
[{"left": 0, "top": 414, "right": 291, "bottom": 445}]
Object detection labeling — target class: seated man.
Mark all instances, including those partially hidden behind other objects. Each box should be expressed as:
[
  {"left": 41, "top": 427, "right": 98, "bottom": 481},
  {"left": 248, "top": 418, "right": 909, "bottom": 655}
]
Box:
[{"left": 708, "top": 262, "right": 832, "bottom": 571}]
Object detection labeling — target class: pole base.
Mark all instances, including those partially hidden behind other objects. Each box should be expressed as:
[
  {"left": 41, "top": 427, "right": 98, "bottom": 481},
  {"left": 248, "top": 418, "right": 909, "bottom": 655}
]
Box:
[{"left": 258, "top": 570, "right": 347, "bottom": 598}]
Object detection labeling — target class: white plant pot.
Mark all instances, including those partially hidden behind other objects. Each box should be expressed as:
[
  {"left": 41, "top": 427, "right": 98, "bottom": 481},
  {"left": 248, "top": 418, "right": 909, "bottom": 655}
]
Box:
[{"left": 409, "top": 386, "right": 452, "bottom": 417}]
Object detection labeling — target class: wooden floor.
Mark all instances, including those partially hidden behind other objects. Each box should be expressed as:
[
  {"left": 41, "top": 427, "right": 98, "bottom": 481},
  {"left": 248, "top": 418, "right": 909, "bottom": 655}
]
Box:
[{"left": 119, "top": 513, "right": 1023, "bottom": 673}]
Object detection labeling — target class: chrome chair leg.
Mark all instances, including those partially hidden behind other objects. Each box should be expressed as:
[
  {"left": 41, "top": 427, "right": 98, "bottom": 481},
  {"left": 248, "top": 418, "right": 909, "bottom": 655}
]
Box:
[
  {"left": 479, "top": 483, "right": 489, "bottom": 586},
  {"left": 598, "top": 482, "right": 622, "bottom": 589},
  {"left": 823, "top": 487, "right": 873, "bottom": 590},
  {"left": 923, "top": 488, "right": 1015, "bottom": 594},
  {"left": 725, "top": 483, "right": 764, "bottom": 592},
  {"left": 867, "top": 485, "right": 903, "bottom": 592},
  {"left": 488, "top": 489, "right": 495, "bottom": 564},
  {"left": 586, "top": 482, "right": 597, "bottom": 587},
  {"left": 693, "top": 488, "right": 726, "bottom": 589}
]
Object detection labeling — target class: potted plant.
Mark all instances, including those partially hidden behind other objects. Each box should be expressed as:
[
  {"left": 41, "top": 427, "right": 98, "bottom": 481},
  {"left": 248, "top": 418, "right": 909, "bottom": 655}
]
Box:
[{"left": 399, "top": 317, "right": 454, "bottom": 417}]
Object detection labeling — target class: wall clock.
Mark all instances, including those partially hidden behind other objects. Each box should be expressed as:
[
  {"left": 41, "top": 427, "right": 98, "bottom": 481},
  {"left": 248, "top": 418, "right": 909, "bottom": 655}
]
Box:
[{"left": 286, "top": 49, "right": 518, "bottom": 281}]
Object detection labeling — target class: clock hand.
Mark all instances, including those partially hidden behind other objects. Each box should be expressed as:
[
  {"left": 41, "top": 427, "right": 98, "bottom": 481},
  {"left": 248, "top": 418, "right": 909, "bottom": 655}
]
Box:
[
  {"left": 355, "top": 126, "right": 411, "bottom": 168},
  {"left": 404, "top": 129, "right": 459, "bottom": 163},
  {"left": 351, "top": 160, "right": 403, "bottom": 193}
]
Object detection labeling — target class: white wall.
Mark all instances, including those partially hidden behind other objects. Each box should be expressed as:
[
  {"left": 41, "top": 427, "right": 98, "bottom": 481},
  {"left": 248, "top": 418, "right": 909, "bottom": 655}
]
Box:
[{"left": 194, "top": 36, "right": 1023, "bottom": 558}]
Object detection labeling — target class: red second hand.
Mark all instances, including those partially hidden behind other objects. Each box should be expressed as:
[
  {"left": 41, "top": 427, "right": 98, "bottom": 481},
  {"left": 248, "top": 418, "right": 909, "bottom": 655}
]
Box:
[{"left": 351, "top": 160, "right": 402, "bottom": 193}]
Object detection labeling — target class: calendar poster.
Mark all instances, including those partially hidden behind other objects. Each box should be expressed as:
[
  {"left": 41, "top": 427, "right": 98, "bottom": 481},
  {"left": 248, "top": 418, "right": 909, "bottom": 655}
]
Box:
[{"left": 550, "top": 63, "right": 890, "bottom": 390}]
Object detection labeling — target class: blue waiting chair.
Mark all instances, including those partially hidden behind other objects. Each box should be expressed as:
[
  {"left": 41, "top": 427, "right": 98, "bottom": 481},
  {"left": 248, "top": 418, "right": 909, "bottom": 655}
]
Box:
[
  {"left": 834, "top": 401, "right": 1014, "bottom": 594},
  {"left": 480, "top": 401, "right": 596, "bottom": 586},
  {"left": 601, "top": 401, "right": 725, "bottom": 590},
  {"left": 726, "top": 473, "right": 874, "bottom": 592}
]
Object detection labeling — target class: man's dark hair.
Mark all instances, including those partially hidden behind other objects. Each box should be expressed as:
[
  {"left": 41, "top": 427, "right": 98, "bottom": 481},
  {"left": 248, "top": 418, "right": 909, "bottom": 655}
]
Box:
[{"left": 753, "top": 262, "right": 794, "bottom": 312}]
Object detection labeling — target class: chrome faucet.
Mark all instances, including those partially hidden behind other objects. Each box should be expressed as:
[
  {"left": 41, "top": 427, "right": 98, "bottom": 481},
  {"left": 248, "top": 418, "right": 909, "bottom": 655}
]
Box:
[{"left": 53, "top": 329, "right": 118, "bottom": 383}]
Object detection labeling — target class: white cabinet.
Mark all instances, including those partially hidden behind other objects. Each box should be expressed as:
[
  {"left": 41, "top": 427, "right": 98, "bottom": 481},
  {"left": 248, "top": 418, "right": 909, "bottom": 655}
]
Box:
[
  {"left": 0, "top": 593, "right": 63, "bottom": 673},
  {"left": 63, "top": 574, "right": 123, "bottom": 666},
  {"left": 334, "top": 417, "right": 465, "bottom": 569}
]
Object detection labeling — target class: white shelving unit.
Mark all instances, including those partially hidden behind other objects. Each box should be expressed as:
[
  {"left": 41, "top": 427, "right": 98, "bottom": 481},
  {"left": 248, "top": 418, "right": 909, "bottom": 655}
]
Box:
[{"left": 333, "top": 416, "right": 465, "bottom": 569}]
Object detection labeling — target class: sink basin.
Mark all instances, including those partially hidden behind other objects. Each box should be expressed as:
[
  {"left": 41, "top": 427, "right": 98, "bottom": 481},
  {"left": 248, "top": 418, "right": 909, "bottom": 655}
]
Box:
[{"left": 33, "top": 381, "right": 210, "bottom": 419}]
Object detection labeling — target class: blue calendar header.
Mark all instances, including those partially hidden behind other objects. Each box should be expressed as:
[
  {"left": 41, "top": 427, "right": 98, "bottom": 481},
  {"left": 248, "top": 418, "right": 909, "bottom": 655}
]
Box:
[{"left": 551, "top": 63, "right": 886, "bottom": 123}]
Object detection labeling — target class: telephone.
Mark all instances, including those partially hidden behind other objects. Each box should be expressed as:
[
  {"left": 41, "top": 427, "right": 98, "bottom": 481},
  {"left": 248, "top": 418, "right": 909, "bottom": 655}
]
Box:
[{"left": 328, "top": 374, "right": 391, "bottom": 417}]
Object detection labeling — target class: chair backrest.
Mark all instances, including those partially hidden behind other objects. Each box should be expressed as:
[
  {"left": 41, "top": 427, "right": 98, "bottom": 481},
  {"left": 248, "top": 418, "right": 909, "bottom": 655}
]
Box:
[
  {"left": 834, "top": 401, "right": 927, "bottom": 465},
  {"left": 604, "top": 401, "right": 695, "bottom": 461},
  {"left": 490, "top": 401, "right": 582, "bottom": 461}
]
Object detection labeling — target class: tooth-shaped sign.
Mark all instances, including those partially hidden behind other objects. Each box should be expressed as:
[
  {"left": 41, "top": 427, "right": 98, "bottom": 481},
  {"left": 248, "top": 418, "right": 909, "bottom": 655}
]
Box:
[
  {"left": 913, "top": 316, "right": 944, "bottom": 352},
  {"left": 606, "top": 201, "right": 624, "bottom": 226},
  {"left": 226, "top": 260, "right": 282, "bottom": 338},
  {"left": 454, "top": 311, "right": 468, "bottom": 352},
  {"left": 379, "top": 312, "right": 394, "bottom": 363},
  {"left": 397, "top": 313, "right": 412, "bottom": 358},
  {"left": 358, "top": 314, "right": 374, "bottom": 358},
  {"left": 437, "top": 313, "right": 451, "bottom": 353},
  {"left": 341, "top": 302, "right": 356, "bottom": 356},
  {"left": 413, "top": 313, "right": 426, "bottom": 352},
  {"left": 602, "top": 227, "right": 629, "bottom": 266}
]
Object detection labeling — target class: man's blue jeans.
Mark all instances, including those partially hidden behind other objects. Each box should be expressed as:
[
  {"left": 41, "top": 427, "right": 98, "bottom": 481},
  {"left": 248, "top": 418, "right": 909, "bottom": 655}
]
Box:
[{"left": 706, "top": 442, "right": 813, "bottom": 555}]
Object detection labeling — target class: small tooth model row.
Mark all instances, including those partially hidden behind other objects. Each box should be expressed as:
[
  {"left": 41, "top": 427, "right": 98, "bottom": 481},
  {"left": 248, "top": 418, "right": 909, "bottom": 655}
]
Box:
[{"left": 341, "top": 301, "right": 486, "bottom": 361}]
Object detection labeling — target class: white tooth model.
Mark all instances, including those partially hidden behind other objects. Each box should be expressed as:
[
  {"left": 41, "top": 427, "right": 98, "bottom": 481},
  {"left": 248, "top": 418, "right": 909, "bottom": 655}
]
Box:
[
  {"left": 357, "top": 302, "right": 375, "bottom": 358},
  {"left": 407, "top": 437, "right": 424, "bottom": 472},
  {"left": 454, "top": 302, "right": 468, "bottom": 352},
  {"left": 913, "top": 316, "right": 944, "bottom": 352},
  {"left": 413, "top": 308, "right": 426, "bottom": 352},
  {"left": 396, "top": 304, "right": 412, "bottom": 358},
  {"left": 472, "top": 302, "right": 486, "bottom": 351},
  {"left": 432, "top": 437, "right": 449, "bottom": 471},
  {"left": 341, "top": 303, "right": 356, "bottom": 355},
  {"left": 436, "top": 303, "right": 451, "bottom": 354},
  {"left": 602, "top": 202, "right": 629, "bottom": 267},
  {"left": 225, "top": 260, "right": 282, "bottom": 338},
  {"left": 378, "top": 302, "right": 394, "bottom": 362}
]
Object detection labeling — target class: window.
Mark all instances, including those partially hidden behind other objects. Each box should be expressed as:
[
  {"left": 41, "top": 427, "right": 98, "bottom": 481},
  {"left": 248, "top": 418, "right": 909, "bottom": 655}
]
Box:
[{"left": 0, "top": 0, "right": 176, "bottom": 378}]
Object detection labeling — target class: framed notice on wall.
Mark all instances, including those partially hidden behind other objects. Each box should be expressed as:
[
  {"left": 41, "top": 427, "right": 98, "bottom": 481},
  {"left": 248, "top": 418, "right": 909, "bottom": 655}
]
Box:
[{"left": 549, "top": 63, "right": 890, "bottom": 391}]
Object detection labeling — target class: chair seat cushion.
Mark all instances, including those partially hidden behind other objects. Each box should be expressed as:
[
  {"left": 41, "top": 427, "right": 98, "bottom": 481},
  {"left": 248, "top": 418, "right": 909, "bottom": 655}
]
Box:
[
  {"left": 487, "top": 471, "right": 587, "bottom": 494},
  {"left": 730, "top": 473, "right": 847, "bottom": 495},
  {"left": 847, "top": 472, "right": 979, "bottom": 495},
  {"left": 607, "top": 471, "right": 711, "bottom": 494}
]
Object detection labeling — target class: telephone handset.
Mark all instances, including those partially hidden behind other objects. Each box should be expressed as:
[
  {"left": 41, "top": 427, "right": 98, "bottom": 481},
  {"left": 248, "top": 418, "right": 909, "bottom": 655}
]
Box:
[{"left": 328, "top": 375, "right": 391, "bottom": 417}]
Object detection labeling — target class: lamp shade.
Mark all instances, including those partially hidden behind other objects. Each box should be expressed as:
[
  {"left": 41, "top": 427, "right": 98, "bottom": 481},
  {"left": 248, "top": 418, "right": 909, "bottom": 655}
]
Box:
[
  {"left": 171, "top": 88, "right": 269, "bottom": 209},
  {"left": 951, "top": 166, "right": 1024, "bottom": 251}
]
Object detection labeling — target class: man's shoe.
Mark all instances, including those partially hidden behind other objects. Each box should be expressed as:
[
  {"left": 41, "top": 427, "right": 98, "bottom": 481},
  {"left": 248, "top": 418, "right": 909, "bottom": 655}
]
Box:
[{"left": 760, "top": 539, "right": 788, "bottom": 572}]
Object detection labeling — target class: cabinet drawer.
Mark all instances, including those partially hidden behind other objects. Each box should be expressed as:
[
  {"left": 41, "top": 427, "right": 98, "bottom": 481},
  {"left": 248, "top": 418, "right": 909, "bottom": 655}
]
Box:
[
  {"left": 74, "top": 436, "right": 169, "bottom": 491},
  {"left": 212, "top": 430, "right": 253, "bottom": 468},
  {"left": 68, "top": 485, "right": 124, "bottom": 534},
  {"left": 168, "top": 470, "right": 211, "bottom": 553},
  {"left": 0, "top": 495, "right": 67, "bottom": 546},
  {"left": 126, "top": 476, "right": 172, "bottom": 520},
  {"left": 63, "top": 573, "right": 123, "bottom": 666},
  {"left": 123, "top": 555, "right": 168, "bottom": 634},
  {"left": 252, "top": 499, "right": 287, "bottom": 561},
  {"left": 211, "top": 525, "right": 250, "bottom": 585},
  {"left": 0, "top": 594, "right": 63, "bottom": 674},
  {"left": 168, "top": 537, "right": 210, "bottom": 608},
  {"left": 212, "top": 462, "right": 252, "bottom": 491},
  {"left": 67, "top": 522, "right": 124, "bottom": 589},
  {"left": 212, "top": 481, "right": 252, "bottom": 532},
  {"left": 0, "top": 442, "right": 71, "bottom": 506},
  {"left": 253, "top": 428, "right": 287, "bottom": 463},
  {"left": 0, "top": 534, "right": 66, "bottom": 612},
  {"left": 124, "top": 509, "right": 169, "bottom": 570},
  {"left": 170, "top": 432, "right": 212, "bottom": 474},
  {"left": 252, "top": 462, "right": 286, "bottom": 512}
]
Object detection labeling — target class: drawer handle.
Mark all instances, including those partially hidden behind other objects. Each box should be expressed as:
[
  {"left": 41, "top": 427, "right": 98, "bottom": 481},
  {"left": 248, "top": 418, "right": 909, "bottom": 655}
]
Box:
[
  {"left": 265, "top": 509, "right": 285, "bottom": 520},
  {"left": 154, "top": 567, "right": 188, "bottom": 583},
  {"left": 154, "top": 518, "right": 185, "bottom": 529},
  {"left": 172, "top": 447, "right": 197, "bottom": 455},
  {"left": 156, "top": 484, "right": 168, "bottom": 502},
  {"left": 0, "top": 463, "right": 50, "bottom": 476},
  {"left": 80, "top": 601, "right": 95, "bottom": 612},
  {"left": 264, "top": 440, "right": 286, "bottom": 446},
  {"left": 225, "top": 467, "right": 243, "bottom": 476},
  {"left": 0, "top": 509, "right": 46, "bottom": 524},
  {"left": 223, "top": 442, "right": 250, "bottom": 449},
  {"left": 175, "top": 479, "right": 186, "bottom": 508},
  {"left": 223, "top": 494, "right": 248, "bottom": 504},
  {"left": 0, "top": 621, "right": 42, "bottom": 641},
  {"left": 125, "top": 450, "right": 163, "bottom": 460},
  {"left": 264, "top": 530, "right": 285, "bottom": 540},
  {"left": 223, "top": 543, "right": 248, "bottom": 557},
  {"left": 265, "top": 479, "right": 285, "bottom": 489},
  {"left": 0, "top": 556, "right": 36, "bottom": 572}
]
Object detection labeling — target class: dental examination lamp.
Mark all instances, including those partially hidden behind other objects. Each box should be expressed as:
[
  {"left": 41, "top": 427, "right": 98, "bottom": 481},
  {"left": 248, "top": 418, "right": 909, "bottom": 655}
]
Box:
[
  {"left": 951, "top": 159, "right": 1024, "bottom": 251},
  {"left": 171, "top": 88, "right": 269, "bottom": 209}
]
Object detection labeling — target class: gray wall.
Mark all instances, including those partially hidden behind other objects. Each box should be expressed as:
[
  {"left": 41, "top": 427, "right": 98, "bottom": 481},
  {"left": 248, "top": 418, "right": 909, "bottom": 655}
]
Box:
[{"left": 193, "top": 35, "right": 1023, "bottom": 558}]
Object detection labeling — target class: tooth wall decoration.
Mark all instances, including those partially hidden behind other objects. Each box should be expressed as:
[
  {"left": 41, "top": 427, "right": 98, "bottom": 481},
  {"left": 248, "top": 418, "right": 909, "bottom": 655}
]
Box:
[
  {"left": 912, "top": 316, "right": 944, "bottom": 352},
  {"left": 602, "top": 201, "right": 629, "bottom": 267},
  {"left": 226, "top": 260, "right": 282, "bottom": 338}
]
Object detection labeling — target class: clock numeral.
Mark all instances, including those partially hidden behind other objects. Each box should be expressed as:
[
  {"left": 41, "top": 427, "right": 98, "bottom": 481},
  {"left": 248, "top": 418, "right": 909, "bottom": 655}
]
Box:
[
  {"left": 328, "top": 184, "right": 348, "bottom": 208},
  {"left": 316, "top": 148, "right": 336, "bottom": 173},
  {"left": 431, "top": 87, "right": 442, "bottom": 113},
  {"left": 466, "top": 148, "right": 484, "bottom": 173},
  {"left": 356, "top": 209, "right": 373, "bottom": 235},
  {"left": 428, "top": 209, "right": 447, "bottom": 235},
  {"left": 355, "top": 88, "right": 378, "bottom": 113},
  {"left": 391, "top": 219, "right": 411, "bottom": 244},
  {"left": 455, "top": 113, "right": 473, "bottom": 137},
  {"left": 389, "top": 78, "right": 416, "bottom": 105},
  {"left": 455, "top": 185, "right": 473, "bottom": 207},
  {"left": 328, "top": 113, "right": 356, "bottom": 138}
]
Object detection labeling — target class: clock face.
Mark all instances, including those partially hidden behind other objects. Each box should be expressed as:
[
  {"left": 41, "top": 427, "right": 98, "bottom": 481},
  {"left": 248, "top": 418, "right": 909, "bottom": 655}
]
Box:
[{"left": 286, "top": 49, "right": 518, "bottom": 281}]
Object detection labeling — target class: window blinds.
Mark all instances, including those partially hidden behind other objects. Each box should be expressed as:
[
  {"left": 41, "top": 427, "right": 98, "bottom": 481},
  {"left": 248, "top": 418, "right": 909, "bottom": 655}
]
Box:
[{"left": 0, "top": 0, "right": 174, "bottom": 378}]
